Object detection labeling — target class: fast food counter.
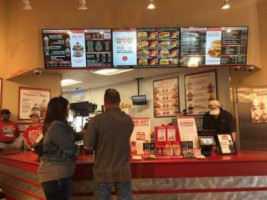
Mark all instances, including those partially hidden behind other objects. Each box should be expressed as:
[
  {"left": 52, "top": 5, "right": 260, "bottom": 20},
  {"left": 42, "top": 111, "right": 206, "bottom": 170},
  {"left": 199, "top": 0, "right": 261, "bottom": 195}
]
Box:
[{"left": 1, "top": 151, "right": 267, "bottom": 200}]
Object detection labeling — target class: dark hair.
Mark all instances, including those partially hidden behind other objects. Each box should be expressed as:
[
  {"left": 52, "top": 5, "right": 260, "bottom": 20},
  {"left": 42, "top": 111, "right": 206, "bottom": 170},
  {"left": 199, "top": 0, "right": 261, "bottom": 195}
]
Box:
[
  {"left": 1, "top": 109, "right": 10, "bottom": 115},
  {"left": 43, "top": 96, "right": 69, "bottom": 133},
  {"left": 104, "top": 89, "right": 121, "bottom": 104}
]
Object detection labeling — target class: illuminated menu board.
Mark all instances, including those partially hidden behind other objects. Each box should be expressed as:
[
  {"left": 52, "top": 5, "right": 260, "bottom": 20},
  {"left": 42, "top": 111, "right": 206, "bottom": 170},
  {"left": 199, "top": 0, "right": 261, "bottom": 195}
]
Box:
[
  {"left": 112, "top": 29, "right": 137, "bottom": 67},
  {"left": 43, "top": 29, "right": 112, "bottom": 68},
  {"left": 180, "top": 27, "right": 248, "bottom": 66},
  {"left": 137, "top": 28, "right": 179, "bottom": 67}
]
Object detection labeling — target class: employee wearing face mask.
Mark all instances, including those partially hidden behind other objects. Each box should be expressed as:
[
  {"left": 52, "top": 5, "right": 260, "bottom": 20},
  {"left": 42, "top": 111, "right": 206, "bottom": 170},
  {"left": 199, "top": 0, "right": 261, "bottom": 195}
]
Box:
[{"left": 202, "top": 100, "right": 236, "bottom": 141}]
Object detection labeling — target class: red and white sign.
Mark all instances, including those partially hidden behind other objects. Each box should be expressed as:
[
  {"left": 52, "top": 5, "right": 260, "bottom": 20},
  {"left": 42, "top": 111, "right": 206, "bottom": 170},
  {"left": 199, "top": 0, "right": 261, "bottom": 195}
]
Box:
[
  {"left": 177, "top": 117, "right": 199, "bottom": 148},
  {"left": 131, "top": 118, "right": 150, "bottom": 154},
  {"left": 112, "top": 29, "right": 137, "bottom": 66}
]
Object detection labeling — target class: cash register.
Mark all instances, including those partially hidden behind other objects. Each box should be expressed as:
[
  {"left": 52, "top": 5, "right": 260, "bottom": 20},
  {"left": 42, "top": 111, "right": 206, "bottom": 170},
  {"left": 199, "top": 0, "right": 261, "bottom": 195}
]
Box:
[{"left": 198, "top": 130, "right": 216, "bottom": 157}]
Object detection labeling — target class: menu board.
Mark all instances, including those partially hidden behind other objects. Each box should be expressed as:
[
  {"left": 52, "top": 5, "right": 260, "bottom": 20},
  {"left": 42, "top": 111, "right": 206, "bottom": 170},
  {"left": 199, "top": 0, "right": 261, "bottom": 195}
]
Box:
[
  {"left": 221, "top": 27, "right": 248, "bottom": 65},
  {"left": 112, "top": 29, "right": 137, "bottom": 66},
  {"left": 153, "top": 77, "right": 179, "bottom": 117},
  {"left": 180, "top": 27, "right": 248, "bottom": 66},
  {"left": 185, "top": 70, "right": 217, "bottom": 115},
  {"left": 137, "top": 28, "right": 179, "bottom": 67},
  {"left": 43, "top": 29, "right": 112, "bottom": 68},
  {"left": 84, "top": 29, "right": 112, "bottom": 66}
]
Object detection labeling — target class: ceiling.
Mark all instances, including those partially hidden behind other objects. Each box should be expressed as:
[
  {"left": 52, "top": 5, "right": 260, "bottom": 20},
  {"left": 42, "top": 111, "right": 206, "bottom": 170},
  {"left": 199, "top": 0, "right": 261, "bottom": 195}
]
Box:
[{"left": 57, "top": 67, "right": 222, "bottom": 92}]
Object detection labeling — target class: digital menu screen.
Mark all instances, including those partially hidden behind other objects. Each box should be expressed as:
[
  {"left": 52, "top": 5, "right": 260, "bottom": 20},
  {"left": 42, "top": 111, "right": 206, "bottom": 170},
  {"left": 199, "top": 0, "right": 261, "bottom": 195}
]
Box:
[
  {"left": 112, "top": 29, "right": 137, "bottom": 67},
  {"left": 180, "top": 26, "right": 248, "bottom": 66},
  {"left": 43, "top": 29, "right": 112, "bottom": 68},
  {"left": 137, "top": 28, "right": 179, "bottom": 67}
]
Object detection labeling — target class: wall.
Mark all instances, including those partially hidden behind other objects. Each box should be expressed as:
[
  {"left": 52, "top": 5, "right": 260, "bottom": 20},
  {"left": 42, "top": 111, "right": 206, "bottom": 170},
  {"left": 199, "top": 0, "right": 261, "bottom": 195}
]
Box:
[
  {"left": 0, "top": 0, "right": 8, "bottom": 78},
  {"left": 3, "top": 0, "right": 263, "bottom": 75},
  {"left": 2, "top": 74, "right": 62, "bottom": 120},
  {"left": 64, "top": 68, "right": 231, "bottom": 129},
  {"left": 231, "top": 0, "right": 267, "bottom": 87},
  {"left": 1, "top": 0, "right": 266, "bottom": 119}
]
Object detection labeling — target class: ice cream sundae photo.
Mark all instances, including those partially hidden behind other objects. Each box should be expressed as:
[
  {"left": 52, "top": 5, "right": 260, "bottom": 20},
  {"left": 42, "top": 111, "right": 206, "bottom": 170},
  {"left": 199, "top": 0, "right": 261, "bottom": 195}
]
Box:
[{"left": 72, "top": 42, "right": 84, "bottom": 57}]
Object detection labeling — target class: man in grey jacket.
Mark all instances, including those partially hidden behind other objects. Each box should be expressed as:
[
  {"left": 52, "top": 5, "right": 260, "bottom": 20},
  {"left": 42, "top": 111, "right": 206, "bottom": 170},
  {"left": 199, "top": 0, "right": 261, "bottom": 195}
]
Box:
[{"left": 83, "top": 89, "right": 134, "bottom": 200}]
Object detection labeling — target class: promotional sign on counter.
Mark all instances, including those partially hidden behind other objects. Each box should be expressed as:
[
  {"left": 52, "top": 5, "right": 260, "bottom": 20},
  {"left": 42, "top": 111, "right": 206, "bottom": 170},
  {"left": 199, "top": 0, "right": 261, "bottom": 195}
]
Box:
[
  {"left": 19, "top": 87, "right": 50, "bottom": 120},
  {"left": 112, "top": 29, "right": 137, "bottom": 66},
  {"left": 153, "top": 77, "right": 179, "bottom": 117},
  {"left": 131, "top": 118, "right": 151, "bottom": 154},
  {"left": 177, "top": 117, "right": 199, "bottom": 149},
  {"left": 185, "top": 70, "right": 217, "bottom": 115}
]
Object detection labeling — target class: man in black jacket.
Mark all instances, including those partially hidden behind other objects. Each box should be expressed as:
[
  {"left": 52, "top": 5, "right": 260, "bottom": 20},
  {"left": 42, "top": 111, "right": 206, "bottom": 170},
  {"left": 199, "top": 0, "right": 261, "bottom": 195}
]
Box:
[{"left": 203, "top": 100, "right": 236, "bottom": 141}]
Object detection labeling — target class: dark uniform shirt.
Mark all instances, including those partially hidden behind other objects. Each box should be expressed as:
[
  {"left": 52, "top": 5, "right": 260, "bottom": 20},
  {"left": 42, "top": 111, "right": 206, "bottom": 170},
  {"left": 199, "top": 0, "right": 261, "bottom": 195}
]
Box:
[
  {"left": 83, "top": 107, "right": 134, "bottom": 182},
  {"left": 203, "top": 109, "right": 236, "bottom": 133}
]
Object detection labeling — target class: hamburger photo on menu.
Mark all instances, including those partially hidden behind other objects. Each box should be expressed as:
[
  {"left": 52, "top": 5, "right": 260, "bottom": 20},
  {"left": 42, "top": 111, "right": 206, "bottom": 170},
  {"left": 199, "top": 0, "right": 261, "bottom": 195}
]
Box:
[{"left": 207, "top": 40, "right": 221, "bottom": 58}]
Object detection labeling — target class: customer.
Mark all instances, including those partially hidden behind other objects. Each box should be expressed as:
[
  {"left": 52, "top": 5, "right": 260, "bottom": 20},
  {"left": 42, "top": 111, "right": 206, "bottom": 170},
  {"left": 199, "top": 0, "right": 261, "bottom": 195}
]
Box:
[
  {"left": 37, "top": 96, "right": 77, "bottom": 200},
  {"left": 22, "top": 113, "right": 43, "bottom": 150},
  {"left": 203, "top": 100, "right": 236, "bottom": 141},
  {"left": 0, "top": 109, "right": 20, "bottom": 148},
  {"left": 83, "top": 89, "right": 134, "bottom": 200}
]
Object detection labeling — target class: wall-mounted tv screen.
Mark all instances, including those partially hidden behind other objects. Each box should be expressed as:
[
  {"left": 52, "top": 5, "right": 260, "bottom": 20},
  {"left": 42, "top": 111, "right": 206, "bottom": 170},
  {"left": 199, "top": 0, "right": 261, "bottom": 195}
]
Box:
[
  {"left": 42, "top": 29, "right": 112, "bottom": 68},
  {"left": 180, "top": 26, "right": 248, "bottom": 67},
  {"left": 112, "top": 29, "right": 137, "bottom": 67},
  {"left": 132, "top": 95, "right": 147, "bottom": 105},
  {"left": 137, "top": 28, "right": 179, "bottom": 67}
]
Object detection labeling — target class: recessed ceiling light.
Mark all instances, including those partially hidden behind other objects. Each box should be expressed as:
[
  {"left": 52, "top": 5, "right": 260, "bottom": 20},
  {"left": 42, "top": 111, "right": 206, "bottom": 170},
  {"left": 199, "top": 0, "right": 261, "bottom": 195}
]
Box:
[
  {"left": 147, "top": 0, "right": 156, "bottom": 10},
  {"left": 92, "top": 69, "right": 133, "bottom": 76},
  {"left": 221, "top": 0, "right": 231, "bottom": 10},
  {"left": 61, "top": 79, "right": 82, "bottom": 87}
]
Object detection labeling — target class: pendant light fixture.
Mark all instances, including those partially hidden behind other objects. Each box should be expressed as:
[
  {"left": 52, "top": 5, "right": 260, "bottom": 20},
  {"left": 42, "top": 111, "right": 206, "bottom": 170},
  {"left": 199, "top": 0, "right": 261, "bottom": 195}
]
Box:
[
  {"left": 147, "top": 0, "right": 156, "bottom": 10},
  {"left": 221, "top": 0, "right": 231, "bottom": 10},
  {"left": 22, "top": 0, "right": 33, "bottom": 10},
  {"left": 78, "top": 0, "right": 88, "bottom": 10}
]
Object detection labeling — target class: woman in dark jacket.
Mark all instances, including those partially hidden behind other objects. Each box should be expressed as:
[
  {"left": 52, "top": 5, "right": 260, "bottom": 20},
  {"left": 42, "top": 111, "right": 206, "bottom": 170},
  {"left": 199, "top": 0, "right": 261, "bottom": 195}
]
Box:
[{"left": 38, "top": 96, "right": 77, "bottom": 200}]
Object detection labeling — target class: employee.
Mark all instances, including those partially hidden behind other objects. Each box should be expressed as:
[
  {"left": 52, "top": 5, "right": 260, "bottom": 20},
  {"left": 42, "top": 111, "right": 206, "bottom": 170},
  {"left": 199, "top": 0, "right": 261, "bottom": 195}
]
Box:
[
  {"left": 203, "top": 100, "right": 236, "bottom": 141},
  {"left": 0, "top": 109, "right": 20, "bottom": 148}
]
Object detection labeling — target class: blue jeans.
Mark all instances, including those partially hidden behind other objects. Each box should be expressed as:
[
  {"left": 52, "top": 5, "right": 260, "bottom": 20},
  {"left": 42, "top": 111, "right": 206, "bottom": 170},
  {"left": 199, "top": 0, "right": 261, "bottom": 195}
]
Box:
[
  {"left": 41, "top": 177, "right": 72, "bottom": 200},
  {"left": 95, "top": 181, "right": 132, "bottom": 200}
]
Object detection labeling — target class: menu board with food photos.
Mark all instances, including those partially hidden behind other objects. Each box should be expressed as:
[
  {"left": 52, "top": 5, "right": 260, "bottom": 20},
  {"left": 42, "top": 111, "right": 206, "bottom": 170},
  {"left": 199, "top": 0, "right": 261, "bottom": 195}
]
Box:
[
  {"left": 137, "top": 28, "right": 179, "bottom": 67},
  {"left": 153, "top": 77, "right": 179, "bottom": 117},
  {"left": 43, "top": 29, "right": 112, "bottom": 68},
  {"left": 85, "top": 29, "right": 112, "bottom": 67},
  {"left": 185, "top": 70, "right": 217, "bottom": 115},
  {"left": 180, "top": 27, "right": 248, "bottom": 66}
]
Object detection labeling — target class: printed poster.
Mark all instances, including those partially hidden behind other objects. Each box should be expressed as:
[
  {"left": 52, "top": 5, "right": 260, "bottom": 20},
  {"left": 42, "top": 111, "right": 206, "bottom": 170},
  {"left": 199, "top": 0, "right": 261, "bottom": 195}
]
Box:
[
  {"left": 19, "top": 87, "right": 50, "bottom": 120},
  {"left": 112, "top": 29, "right": 137, "bottom": 66},
  {"left": 131, "top": 118, "right": 151, "bottom": 154},
  {"left": 185, "top": 70, "right": 217, "bottom": 115},
  {"left": 177, "top": 117, "right": 199, "bottom": 148},
  {"left": 247, "top": 88, "right": 267, "bottom": 123},
  {"left": 153, "top": 77, "right": 179, "bottom": 117}
]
